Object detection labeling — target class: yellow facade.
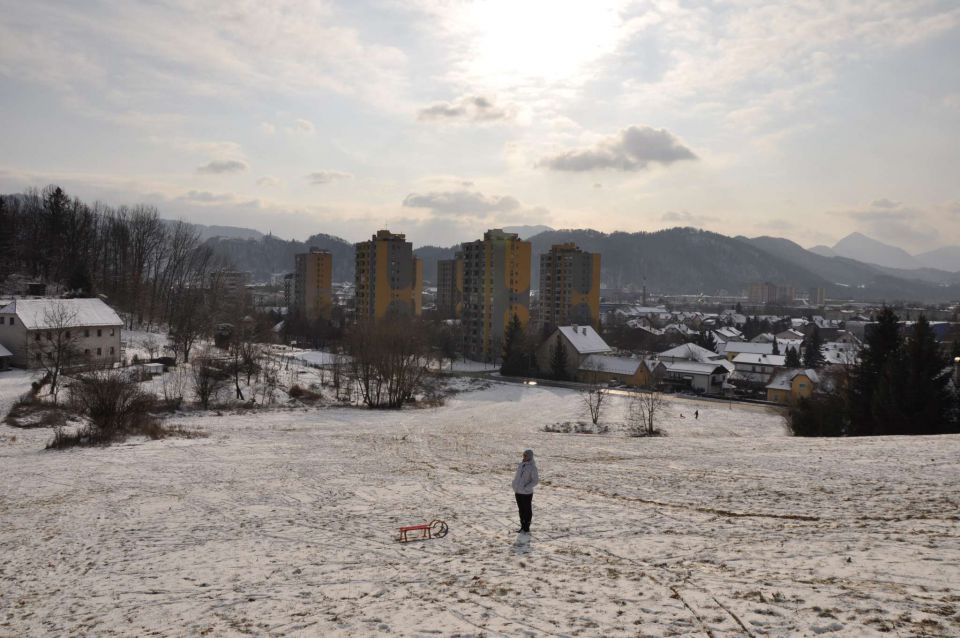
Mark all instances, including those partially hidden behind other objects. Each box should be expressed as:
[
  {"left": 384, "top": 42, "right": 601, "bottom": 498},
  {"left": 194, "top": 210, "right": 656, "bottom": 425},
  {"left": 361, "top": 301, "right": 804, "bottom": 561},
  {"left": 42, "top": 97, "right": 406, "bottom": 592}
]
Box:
[
  {"left": 539, "top": 243, "right": 601, "bottom": 330},
  {"left": 462, "top": 229, "right": 531, "bottom": 360},
  {"left": 294, "top": 250, "right": 333, "bottom": 321},
  {"left": 355, "top": 230, "right": 421, "bottom": 321},
  {"left": 767, "top": 372, "right": 816, "bottom": 404}
]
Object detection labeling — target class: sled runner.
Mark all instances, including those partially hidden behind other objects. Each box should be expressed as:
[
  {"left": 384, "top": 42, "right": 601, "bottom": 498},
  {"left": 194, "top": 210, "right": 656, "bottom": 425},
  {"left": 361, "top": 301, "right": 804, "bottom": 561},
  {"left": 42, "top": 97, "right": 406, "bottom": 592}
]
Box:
[{"left": 398, "top": 519, "right": 448, "bottom": 542}]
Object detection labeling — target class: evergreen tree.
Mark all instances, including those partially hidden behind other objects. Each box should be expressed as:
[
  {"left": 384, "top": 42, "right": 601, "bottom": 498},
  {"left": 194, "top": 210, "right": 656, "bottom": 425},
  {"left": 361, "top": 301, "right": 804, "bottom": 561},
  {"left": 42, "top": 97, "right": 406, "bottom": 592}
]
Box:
[
  {"left": 550, "top": 333, "right": 569, "bottom": 380},
  {"left": 695, "top": 330, "right": 717, "bottom": 352},
  {"left": 901, "top": 315, "right": 955, "bottom": 434},
  {"left": 500, "top": 313, "right": 526, "bottom": 377},
  {"left": 785, "top": 346, "right": 801, "bottom": 368},
  {"left": 848, "top": 307, "right": 902, "bottom": 436},
  {"left": 772, "top": 339, "right": 780, "bottom": 355},
  {"left": 803, "top": 326, "right": 824, "bottom": 369},
  {"left": 735, "top": 302, "right": 743, "bottom": 314}
]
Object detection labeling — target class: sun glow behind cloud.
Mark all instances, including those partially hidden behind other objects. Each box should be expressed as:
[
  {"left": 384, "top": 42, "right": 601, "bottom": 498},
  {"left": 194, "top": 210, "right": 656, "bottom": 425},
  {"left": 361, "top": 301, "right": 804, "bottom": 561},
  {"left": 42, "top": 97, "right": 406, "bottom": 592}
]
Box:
[{"left": 454, "top": 0, "right": 624, "bottom": 87}]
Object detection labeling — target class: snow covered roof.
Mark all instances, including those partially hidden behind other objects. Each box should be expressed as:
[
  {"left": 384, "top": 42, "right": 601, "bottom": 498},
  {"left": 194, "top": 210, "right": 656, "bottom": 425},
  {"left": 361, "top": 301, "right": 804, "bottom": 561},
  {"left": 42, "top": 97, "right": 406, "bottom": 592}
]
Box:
[
  {"left": 558, "top": 325, "right": 611, "bottom": 354},
  {"left": 0, "top": 298, "right": 123, "bottom": 330},
  {"left": 663, "top": 360, "right": 729, "bottom": 376},
  {"left": 579, "top": 354, "right": 644, "bottom": 375},
  {"left": 733, "top": 353, "right": 786, "bottom": 366},
  {"left": 0, "top": 343, "right": 11, "bottom": 357},
  {"left": 766, "top": 369, "right": 820, "bottom": 390},
  {"left": 658, "top": 342, "right": 720, "bottom": 362},
  {"left": 721, "top": 341, "right": 774, "bottom": 356}
]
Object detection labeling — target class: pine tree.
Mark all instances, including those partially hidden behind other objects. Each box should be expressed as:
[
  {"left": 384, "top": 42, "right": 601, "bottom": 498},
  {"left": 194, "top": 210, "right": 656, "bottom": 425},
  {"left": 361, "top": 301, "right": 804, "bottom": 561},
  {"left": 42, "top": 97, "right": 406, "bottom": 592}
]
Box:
[
  {"left": 848, "top": 307, "right": 902, "bottom": 436},
  {"left": 500, "top": 313, "right": 526, "bottom": 377},
  {"left": 772, "top": 339, "right": 780, "bottom": 355},
  {"left": 901, "top": 315, "right": 955, "bottom": 434},
  {"left": 695, "top": 330, "right": 717, "bottom": 352},
  {"left": 550, "top": 333, "right": 569, "bottom": 380},
  {"left": 785, "top": 346, "right": 801, "bottom": 368},
  {"left": 803, "top": 326, "right": 824, "bottom": 369}
]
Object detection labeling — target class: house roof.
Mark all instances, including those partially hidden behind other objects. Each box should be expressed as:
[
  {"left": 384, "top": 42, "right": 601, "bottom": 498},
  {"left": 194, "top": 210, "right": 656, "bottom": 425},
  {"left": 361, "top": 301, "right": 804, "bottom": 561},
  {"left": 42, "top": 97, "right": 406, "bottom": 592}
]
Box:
[
  {"left": 733, "top": 353, "right": 786, "bottom": 366},
  {"left": 766, "top": 369, "right": 820, "bottom": 390},
  {"left": 0, "top": 298, "right": 123, "bottom": 330},
  {"left": 558, "top": 325, "right": 611, "bottom": 354},
  {"left": 0, "top": 343, "right": 12, "bottom": 357},
  {"left": 579, "top": 354, "right": 644, "bottom": 375},
  {"left": 721, "top": 341, "right": 775, "bottom": 356},
  {"left": 663, "top": 360, "right": 729, "bottom": 376},
  {"left": 658, "top": 342, "right": 720, "bottom": 362}
]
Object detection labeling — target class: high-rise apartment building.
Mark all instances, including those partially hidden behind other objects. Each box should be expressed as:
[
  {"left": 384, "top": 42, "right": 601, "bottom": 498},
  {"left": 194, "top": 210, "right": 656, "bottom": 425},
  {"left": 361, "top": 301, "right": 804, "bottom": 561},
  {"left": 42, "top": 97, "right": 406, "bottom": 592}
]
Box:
[
  {"left": 436, "top": 253, "right": 464, "bottom": 319},
  {"left": 461, "top": 229, "right": 531, "bottom": 361},
  {"left": 293, "top": 248, "right": 333, "bottom": 321},
  {"left": 539, "top": 243, "right": 601, "bottom": 330},
  {"left": 354, "top": 230, "right": 422, "bottom": 321}
]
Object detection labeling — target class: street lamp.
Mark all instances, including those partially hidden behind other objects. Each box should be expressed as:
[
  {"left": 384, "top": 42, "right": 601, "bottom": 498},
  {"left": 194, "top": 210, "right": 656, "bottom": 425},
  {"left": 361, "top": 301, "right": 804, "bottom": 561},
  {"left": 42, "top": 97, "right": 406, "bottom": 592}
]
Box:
[{"left": 954, "top": 356, "right": 959, "bottom": 386}]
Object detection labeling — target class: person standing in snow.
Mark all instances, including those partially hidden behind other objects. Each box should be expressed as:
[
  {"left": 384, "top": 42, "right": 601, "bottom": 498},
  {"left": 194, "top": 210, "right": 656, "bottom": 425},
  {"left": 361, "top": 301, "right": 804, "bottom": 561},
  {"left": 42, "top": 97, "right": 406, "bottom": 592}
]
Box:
[{"left": 512, "top": 449, "right": 539, "bottom": 534}]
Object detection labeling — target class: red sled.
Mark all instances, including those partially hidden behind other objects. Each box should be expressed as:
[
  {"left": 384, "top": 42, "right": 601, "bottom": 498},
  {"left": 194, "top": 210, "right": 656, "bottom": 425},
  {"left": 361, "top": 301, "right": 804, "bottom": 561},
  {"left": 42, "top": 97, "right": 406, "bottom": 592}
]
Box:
[{"left": 398, "top": 519, "right": 448, "bottom": 542}]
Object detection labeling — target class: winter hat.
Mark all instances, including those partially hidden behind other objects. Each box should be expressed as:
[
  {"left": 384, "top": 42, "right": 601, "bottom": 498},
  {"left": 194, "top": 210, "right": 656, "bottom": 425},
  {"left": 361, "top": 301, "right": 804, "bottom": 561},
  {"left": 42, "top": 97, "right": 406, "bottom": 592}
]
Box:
[{"left": 523, "top": 449, "right": 534, "bottom": 460}]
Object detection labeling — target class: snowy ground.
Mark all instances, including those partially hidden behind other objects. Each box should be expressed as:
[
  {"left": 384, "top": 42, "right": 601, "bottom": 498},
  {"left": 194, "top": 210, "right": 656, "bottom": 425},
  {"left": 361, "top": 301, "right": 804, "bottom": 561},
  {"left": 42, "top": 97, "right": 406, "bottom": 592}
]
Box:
[{"left": 1, "top": 373, "right": 959, "bottom": 637}]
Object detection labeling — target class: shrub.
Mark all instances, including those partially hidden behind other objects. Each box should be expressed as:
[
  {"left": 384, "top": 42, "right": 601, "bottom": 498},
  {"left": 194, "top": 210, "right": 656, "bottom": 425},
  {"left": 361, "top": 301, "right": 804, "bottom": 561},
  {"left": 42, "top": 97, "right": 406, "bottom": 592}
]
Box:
[
  {"left": 788, "top": 394, "right": 847, "bottom": 437},
  {"left": 65, "top": 369, "right": 157, "bottom": 444}
]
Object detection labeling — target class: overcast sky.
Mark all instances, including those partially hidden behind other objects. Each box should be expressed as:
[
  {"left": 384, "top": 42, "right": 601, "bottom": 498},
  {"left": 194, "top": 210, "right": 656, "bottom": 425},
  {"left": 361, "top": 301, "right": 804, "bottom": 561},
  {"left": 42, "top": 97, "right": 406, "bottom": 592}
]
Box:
[{"left": 2, "top": 1, "right": 959, "bottom": 251}]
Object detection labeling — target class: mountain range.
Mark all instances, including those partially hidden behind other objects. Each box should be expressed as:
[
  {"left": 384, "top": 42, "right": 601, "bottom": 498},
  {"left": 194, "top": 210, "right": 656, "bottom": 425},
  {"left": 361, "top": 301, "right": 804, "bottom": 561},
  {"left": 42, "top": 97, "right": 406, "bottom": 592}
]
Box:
[
  {"left": 810, "top": 232, "right": 960, "bottom": 272},
  {"left": 203, "top": 225, "right": 960, "bottom": 303}
]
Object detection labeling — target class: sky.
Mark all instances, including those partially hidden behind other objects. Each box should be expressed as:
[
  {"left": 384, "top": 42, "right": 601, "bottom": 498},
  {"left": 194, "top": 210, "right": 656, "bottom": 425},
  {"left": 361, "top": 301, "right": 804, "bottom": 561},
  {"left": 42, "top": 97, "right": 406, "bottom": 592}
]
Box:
[{"left": 1, "top": 0, "right": 959, "bottom": 252}]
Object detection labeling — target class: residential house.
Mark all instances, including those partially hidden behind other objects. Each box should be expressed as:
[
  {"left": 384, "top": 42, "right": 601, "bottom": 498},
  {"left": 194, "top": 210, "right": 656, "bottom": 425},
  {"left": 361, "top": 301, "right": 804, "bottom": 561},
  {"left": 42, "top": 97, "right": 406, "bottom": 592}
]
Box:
[
  {"left": 658, "top": 360, "right": 730, "bottom": 394},
  {"left": 731, "top": 353, "right": 786, "bottom": 384},
  {"left": 0, "top": 298, "right": 123, "bottom": 369},
  {"left": 536, "top": 325, "right": 611, "bottom": 379},
  {"left": 0, "top": 342, "right": 11, "bottom": 370},
  {"left": 577, "top": 354, "right": 648, "bottom": 387},
  {"left": 766, "top": 369, "right": 819, "bottom": 404},
  {"left": 719, "top": 341, "right": 774, "bottom": 361}
]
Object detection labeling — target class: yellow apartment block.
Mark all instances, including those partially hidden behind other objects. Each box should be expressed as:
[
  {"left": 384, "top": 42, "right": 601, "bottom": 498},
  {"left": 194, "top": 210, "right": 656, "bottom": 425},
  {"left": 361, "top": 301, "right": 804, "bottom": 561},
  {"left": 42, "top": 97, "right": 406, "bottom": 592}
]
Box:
[
  {"left": 355, "top": 230, "right": 422, "bottom": 321},
  {"left": 539, "top": 243, "right": 601, "bottom": 330},
  {"left": 462, "top": 229, "right": 531, "bottom": 361},
  {"left": 294, "top": 249, "right": 333, "bottom": 322}
]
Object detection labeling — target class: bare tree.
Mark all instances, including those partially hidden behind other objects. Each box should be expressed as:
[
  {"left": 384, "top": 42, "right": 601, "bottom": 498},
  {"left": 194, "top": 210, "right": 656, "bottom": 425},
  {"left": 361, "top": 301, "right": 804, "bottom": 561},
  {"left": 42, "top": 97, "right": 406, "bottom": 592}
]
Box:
[
  {"left": 347, "top": 318, "right": 431, "bottom": 408},
  {"left": 627, "top": 390, "right": 668, "bottom": 436},
  {"left": 31, "top": 301, "right": 82, "bottom": 403},
  {"left": 191, "top": 352, "right": 227, "bottom": 409},
  {"left": 580, "top": 365, "right": 608, "bottom": 425}
]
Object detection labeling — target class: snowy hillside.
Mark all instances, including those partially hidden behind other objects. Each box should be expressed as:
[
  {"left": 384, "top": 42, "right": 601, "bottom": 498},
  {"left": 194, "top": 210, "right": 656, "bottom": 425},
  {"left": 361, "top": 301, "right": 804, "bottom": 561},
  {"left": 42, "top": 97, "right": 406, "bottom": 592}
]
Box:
[{"left": 1, "top": 376, "right": 958, "bottom": 636}]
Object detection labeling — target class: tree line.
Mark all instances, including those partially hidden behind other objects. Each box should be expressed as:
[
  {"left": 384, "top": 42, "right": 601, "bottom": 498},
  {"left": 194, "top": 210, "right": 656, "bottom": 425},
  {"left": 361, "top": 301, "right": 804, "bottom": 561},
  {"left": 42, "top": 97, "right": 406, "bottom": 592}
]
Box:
[
  {"left": 0, "top": 185, "right": 231, "bottom": 334},
  {"left": 791, "top": 309, "right": 958, "bottom": 436}
]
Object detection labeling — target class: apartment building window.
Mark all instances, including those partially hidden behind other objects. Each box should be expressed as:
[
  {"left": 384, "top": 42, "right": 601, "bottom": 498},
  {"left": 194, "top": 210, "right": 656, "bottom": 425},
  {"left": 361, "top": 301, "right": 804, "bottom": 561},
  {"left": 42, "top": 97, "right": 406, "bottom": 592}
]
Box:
[
  {"left": 97, "top": 329, "right": 102, "bottom": 337},
  {"left": 97, "top": 348, "right": 102, "bottom": 356},
  {"left": 84, "top": 329, "right": 90, "bottom": 337}
]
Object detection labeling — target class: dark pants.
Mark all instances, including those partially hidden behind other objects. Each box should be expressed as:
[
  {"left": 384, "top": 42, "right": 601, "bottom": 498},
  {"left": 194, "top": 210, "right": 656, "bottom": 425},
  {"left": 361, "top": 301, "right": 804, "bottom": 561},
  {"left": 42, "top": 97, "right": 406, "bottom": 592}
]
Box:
[{"left": 515, "top": 493, "right": 533, "bottom": 532}]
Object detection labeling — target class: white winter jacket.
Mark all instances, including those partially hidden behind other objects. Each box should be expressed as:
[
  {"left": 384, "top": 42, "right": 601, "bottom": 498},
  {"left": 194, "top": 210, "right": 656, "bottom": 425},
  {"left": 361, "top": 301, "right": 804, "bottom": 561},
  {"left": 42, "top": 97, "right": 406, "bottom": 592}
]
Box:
[{"left": 512, "top": 453, "right": 539, "bottom": 495}]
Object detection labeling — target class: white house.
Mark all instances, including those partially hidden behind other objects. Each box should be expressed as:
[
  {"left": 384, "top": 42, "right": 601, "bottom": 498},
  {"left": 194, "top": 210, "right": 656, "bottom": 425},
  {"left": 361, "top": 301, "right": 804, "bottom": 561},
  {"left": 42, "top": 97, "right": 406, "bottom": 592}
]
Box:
[
  {"left": 731, "top": 352, "right": 786, "bottom": 384},
  {"left": 658, "top": 360, "right": 730, "bottom": 394},
  {"left": 0, "top": 298, "right": 123, "bottom": 369},
  {"left": 536, "top": 325, "right": 612, "bottom": 379},
  {"left": 0, "top": 342, "right": 12, "bottom": 370}
]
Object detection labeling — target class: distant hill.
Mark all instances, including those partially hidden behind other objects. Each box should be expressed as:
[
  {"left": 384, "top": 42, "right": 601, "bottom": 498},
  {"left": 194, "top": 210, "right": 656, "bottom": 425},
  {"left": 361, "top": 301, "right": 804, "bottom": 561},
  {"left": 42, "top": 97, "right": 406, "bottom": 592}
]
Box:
[
  {"left": 162, "top": 219, "right": 265, "bottom": 242},
  {"left": 916, "top": 245, "right": 960, "bottom": 272},
  {"left": 206, "top": 224, "right": 960, "bottom": 302},
  {"left": 501, "top": 225, "right": 554, "bottom": 239},
  {"left": 831, "top": 232, "right": 921, "bottom": 270},
  {"left": 206, "top": 233, "right": 354, "bottom": 283}
]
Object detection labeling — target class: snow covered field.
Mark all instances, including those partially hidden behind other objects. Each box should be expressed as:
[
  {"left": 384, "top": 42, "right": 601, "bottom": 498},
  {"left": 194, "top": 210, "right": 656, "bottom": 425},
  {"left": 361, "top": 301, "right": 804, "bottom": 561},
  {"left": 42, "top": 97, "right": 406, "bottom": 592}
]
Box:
[{"left": 1, "top": 374, "right": 959, "bottom": 637}]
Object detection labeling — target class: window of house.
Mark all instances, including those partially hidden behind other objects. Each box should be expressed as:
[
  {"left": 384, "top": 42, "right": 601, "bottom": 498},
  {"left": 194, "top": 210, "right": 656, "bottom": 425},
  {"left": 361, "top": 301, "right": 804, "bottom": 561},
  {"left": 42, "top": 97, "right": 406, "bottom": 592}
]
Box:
[
  {"left": 65, "top": 331, "right": 71, "bottom": 339},
  {"left": 85, "top": 329, "right": 90, "bottom": 337},
  {"left": 97, "top": 348, "right": 102, "bottom": 356},
  {"left": 97, "top": 329, "right": 102, "bottom": 337},
  {"left": 9, "top": 318, "right": 13, "bottom": 326},
  {"left": 110, "top": 328, "right": 115, "bottom": 336},
  {"left": 109, "top": 347, "right": 115, "bottom": 355},
  {"left": 34, "top": 333, "right": 40, "bottom": 341}
]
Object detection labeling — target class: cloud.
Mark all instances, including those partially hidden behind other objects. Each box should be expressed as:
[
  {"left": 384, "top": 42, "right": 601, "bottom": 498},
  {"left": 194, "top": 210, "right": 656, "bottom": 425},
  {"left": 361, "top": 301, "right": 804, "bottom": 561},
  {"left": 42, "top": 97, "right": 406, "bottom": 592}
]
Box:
[
  {"left": 197, "top": 159, "right": 248, "bottom": 174},
  {"left": 402, "top": 190, "right": 522, "bottom": 217},
  {"left": 418, "top": 95, "right": 516, "bottom": 122},
  {"left": 256, "top": 176, "right": 281, "bottom": 187},
  {"left": 307, "top": 171, "right": 352, "bottom": 185},
  {"left": 661, "top": 210, "right": 717, "bottom": 225},
  {"left": 870, "top": 198, "right": 901, "bottom": 209},
  {"left": 292, "top": 118, "right": 315, "bottom": 134},
  {"left": 539, "top": 126, "right": 696, "bottom": 172},
  {"left": 179, "top": 190, "right": 233, "bottom": 203},
  {"left": 259, "top": 122, "right": 276, "bottom": 135}
]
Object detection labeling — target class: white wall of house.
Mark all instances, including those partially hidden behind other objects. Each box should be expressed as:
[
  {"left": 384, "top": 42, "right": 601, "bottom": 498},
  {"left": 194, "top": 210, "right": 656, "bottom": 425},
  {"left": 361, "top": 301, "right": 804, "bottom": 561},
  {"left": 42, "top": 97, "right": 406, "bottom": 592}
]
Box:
[{"left": 0, "top": 309, "right": 122, "bottom": 369}]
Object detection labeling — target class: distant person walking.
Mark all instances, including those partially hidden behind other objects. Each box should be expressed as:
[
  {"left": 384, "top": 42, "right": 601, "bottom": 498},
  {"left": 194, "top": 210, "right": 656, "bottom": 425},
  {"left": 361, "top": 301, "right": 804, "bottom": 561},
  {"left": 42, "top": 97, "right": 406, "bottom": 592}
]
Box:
[
  {"left": 695, "top": 410, "right": 699, "bottom": 419},
  {"left": 512, "top": 449, "right": 539, "bottom": 534}
]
